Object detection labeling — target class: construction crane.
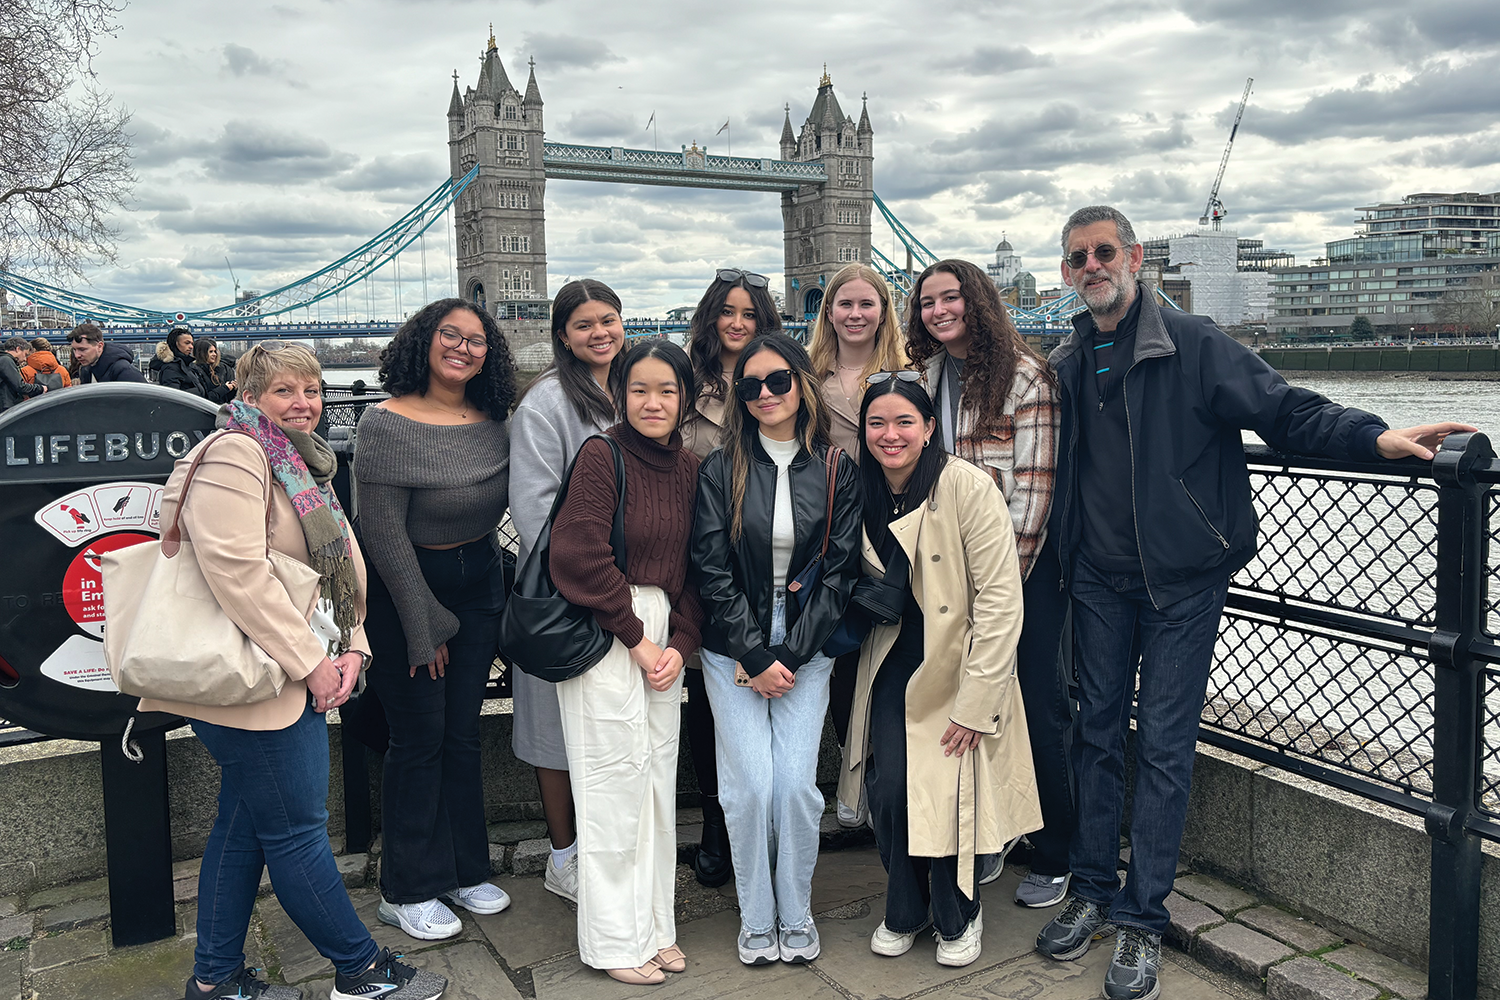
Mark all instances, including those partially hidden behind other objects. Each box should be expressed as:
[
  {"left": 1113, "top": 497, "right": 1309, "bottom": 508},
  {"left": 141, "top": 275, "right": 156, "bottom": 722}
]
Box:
[{"left": 1200, "top": 77, "right": 1253, "bottom": 230}]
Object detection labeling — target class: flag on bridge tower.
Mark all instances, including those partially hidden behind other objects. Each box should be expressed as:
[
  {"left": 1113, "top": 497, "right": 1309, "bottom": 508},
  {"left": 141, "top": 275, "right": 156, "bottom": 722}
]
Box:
[
  {"left": 716, "top": 119, "right": 729, "bottom": 135},
  {"left": 645, "top": 110, "right": 655, "bottom": 130}
]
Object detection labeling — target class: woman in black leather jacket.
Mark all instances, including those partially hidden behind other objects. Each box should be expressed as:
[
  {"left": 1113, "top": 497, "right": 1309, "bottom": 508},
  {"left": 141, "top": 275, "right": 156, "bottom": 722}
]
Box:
[
  {"left": 193, "top": 338, "right": 239, "bottom": 404},
  {"left": 690, "top": 333, "right": 861, "bottom": 966}
]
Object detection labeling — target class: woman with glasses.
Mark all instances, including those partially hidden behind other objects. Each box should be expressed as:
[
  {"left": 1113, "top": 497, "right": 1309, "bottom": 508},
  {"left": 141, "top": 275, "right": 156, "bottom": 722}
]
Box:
[
  {"left": 843, "top": 371, "right": 1038, "bottom": 968},
  {"left": 805, "top": 264, "right": 908, "bottom": 825},
  {"left": 678, "top": 267, "right": 781, "bottom": 889},
  {"left": 548, "top": 340, "right": 704, "bottom": 985},
  {"left": 354, "top": 299, "right": 519, "bottom": 941},
  {"left": 509, "top": 279, "right": 626, "bottom": 906},
  {"left": 907, "top": 259, "right": 1072, "bottom": 909},
  {"left": 690, "top": 333, "right": 861, "bottom": 965}
]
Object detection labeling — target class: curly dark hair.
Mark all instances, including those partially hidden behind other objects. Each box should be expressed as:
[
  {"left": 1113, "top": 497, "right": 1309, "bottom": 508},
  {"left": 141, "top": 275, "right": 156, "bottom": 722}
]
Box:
[
  {"left": 904, "top": 258, "right": 1054, "bottom": 438},
  {"left": 687, "top": 271, "right": 782, "bottom": 402},
  {"left": 377, "top": 298, "right": 519, "bottom": 420}
]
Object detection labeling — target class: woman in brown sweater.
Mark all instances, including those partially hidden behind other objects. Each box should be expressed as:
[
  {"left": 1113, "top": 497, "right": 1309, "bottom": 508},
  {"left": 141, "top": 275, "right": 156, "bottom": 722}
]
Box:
[{"left": 549, "top": 339, "right": 703, "bottom": 986}]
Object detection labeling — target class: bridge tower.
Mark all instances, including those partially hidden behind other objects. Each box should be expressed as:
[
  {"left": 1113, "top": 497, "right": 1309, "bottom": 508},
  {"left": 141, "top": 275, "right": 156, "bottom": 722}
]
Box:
[
  {"left": 780, "top": 69, "right": 873, "bottom": 322},
  {"left": 447, "top": 29, "right": 550, "bottom": 353}
]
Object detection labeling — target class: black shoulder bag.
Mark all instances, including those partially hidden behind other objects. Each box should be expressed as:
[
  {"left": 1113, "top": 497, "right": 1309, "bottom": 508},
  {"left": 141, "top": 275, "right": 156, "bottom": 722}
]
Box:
[{"left": 498, "top": 435, "right": 627, "bottom": 683}]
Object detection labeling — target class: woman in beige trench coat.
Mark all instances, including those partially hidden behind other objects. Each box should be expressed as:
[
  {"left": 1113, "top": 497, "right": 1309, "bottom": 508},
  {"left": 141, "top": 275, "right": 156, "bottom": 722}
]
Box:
[{"left": 840, "top": 372, "right": 1042, "bottom": 968}]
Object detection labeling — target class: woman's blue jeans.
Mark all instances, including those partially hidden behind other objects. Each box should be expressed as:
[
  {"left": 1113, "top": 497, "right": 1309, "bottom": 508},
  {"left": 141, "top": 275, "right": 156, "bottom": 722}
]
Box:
[
  {"left": 1067, "top": 554, "right": 1228, "bottom": 935},
  {"left": 192, "top": 698, "right": 379, "bottom": 984}
]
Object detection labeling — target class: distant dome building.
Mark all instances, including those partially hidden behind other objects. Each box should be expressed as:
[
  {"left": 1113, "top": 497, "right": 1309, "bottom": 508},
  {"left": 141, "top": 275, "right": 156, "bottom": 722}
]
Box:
[{"left": 987, "top": 234, "right": 1023, "bottom": 291}]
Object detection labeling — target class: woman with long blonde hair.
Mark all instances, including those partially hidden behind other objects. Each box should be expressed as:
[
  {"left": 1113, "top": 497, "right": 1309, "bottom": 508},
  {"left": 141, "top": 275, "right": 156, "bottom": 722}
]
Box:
[{"left": 806, "top": 264, "right": 908, "bottom": 457}]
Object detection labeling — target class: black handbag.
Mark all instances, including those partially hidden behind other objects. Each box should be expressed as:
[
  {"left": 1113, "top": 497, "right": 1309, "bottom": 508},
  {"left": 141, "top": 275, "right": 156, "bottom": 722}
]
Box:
[{"left": 498, "top": 435, "right": 627, "bottom": 683}]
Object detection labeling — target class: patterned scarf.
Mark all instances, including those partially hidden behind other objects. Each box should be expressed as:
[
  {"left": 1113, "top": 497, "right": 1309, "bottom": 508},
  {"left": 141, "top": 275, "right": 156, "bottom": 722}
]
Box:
[{"left": 222, "top": 400, "right": 358, "bottom": 651}]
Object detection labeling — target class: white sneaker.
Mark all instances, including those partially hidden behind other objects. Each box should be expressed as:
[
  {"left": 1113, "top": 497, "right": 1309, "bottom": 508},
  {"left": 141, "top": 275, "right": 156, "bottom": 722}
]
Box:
[
  {"left": 442, "top": 881, "right": 511, "bottom": 915},
  {"left": 544, "top": 851, "right": 578, "bottom": 903},
  {"left": 935, "top": 907, "right": 983, "bottom": 967},
  {"left": 870, "top": 920, "right": 924, "bottom": 957},
  {"left": 377, "top": 897, "right": 462, "bottom": 941}
]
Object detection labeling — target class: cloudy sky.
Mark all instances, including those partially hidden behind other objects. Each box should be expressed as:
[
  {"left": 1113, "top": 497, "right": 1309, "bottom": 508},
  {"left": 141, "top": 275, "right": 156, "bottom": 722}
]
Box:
[{"left": 67, "top": 0, "right": 1500, "bottom": 317}]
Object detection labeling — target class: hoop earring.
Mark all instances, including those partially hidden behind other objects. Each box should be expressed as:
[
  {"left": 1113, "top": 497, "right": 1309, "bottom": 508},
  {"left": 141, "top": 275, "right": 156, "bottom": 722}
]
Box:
[{"left": 923, "top": 438, "right": 932, "bottom": 448}]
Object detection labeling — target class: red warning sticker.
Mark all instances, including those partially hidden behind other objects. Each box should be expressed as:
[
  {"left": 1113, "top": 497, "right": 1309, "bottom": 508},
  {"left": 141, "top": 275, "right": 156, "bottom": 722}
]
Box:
[{"left": 62, "top": 532, "right": 154, "bottom": 638}]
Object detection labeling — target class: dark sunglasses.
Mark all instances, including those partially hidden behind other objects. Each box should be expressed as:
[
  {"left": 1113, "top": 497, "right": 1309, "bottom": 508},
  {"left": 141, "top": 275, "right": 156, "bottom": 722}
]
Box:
[
  {"left": 1063, "top": 243, "right": 1133, "bottom": 269},
  {"left": 734, "top": 368, "right": 795, "bottom": 401},
  {"left": 865, "top": 370, "right": 925, "bottom": 388},
  {"left": 67, "top": 336, "right": 93, "bottom": 344},
  {"left": 717, "top": 268, "right": 769, "bottom": 289}
]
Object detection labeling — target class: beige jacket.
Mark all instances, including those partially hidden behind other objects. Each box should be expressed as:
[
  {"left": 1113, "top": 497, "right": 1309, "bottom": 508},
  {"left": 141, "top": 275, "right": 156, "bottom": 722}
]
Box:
[
  {"left": 838, "top": 457, "right": 1041, "bottom": 896},
  {"left": 137, "top": 431, "right": 372, "bottom": 731},
  {"left": 819, "top": 371, "right": 864, "bottom": 460},
  {"left": 680, "top": 377, "right": 730, "bottom": 460}
]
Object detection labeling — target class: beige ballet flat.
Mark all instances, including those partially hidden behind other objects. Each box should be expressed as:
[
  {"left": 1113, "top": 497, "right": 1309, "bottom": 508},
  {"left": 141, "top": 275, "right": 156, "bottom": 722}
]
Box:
[
  {"left": 655, "top": 945, "right": 687, "bottom": 972},
  {"left": 606, "top": 959, "right": 665, "bottom": 985}
]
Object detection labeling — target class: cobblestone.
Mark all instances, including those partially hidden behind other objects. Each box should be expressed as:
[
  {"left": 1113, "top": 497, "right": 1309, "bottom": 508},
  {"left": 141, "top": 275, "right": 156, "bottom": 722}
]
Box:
[
  {"left": 0, "top": 915, "right": 32, "bottom": 946},
  {"left": 1324, "top": 944, "right": 1428, "bottom": 1000},
  {"left": 1268, "top": 957, "right": 1380, "bottom": 1000},
  {"left": 28, "top": 927, "right": 107, "bottom": 972},
  {"left": 1237, "top": 905, "right": 1341, "bottom": 953},
  {"left": 512, "top": 837, "right": 551, "bottom": 876},
  {"left": 1166, "top": 890, "right": 1225, "bottom": 948},
  {"left": 1195, "top": 922, "right": 1295, "bottom": 980},
  {"left": 1174, "top": 873, "right": 1258, "bottom": 915}
]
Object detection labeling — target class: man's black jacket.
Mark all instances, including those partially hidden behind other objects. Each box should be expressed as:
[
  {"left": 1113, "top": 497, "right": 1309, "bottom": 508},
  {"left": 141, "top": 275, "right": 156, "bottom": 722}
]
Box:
[
  {"left": 1048, "top": 284, "right": 1387, "bottom": 608},
  {"left": 691, "top": 440, "right": 861, "bottom": 676}
]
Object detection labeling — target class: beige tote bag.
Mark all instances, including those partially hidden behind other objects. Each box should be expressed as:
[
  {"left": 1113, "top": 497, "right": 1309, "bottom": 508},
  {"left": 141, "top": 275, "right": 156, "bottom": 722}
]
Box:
[{"left": 102, "top": 431, "right": 322, "bottom": 706}]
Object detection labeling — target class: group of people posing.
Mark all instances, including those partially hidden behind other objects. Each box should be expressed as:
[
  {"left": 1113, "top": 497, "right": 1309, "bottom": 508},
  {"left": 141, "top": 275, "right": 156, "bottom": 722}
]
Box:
[{"left": 156, "top": 203, "right": 1467, "bottom": 1000}]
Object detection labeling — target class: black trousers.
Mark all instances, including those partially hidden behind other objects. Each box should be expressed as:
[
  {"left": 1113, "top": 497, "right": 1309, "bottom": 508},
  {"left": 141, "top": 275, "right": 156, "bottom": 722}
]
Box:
[
  {"left": 363, "top": 534, "right": 504, "bottom": 903},
  {"left": 683, "top": 666, "right": 718, "bottom": 797},
  {"left": 866, "top": 648, "right": 979, "bottom": 940},
  {"left": 1016, "top": 539, "right": 1076, "bottom": 877}
]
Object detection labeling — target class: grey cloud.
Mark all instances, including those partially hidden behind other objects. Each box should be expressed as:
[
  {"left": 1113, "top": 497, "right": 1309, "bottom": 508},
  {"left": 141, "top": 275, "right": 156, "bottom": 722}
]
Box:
[
  {"left": 1141, "top": 120, "right": 1193, "bottom": 152},
  {"left": 130, "top": 120, "right": 211, "bottom": 168},
  {"left": 561, "top": 109, "right": 640, "bottom": 143},
  {"left": 155, "top": 201, "right": 389, "bottom": 238},
  {"left": 1403, "top": 133, "right": 1500, "bottom": 169},
  {"left": 980, "top": 173, "right": 1062, "bottom": 203},
  {"left": 222, "top": 43, "right": 278, "bottom": 77},
  {"left": 954, "top": 45, "right": 1054, "bottom": 75},
  {"left": 204, "top": 121, "right": 358, "bottom": 183},
  {"left": 1239, "top": 58, "right": 1500, "bottom": 144},
  {"left": 518, "top": 33, "right": 624, "bottom": 71},
  {"left": 131, "top": 188, "right": 192, "bottom": 211},
  {"left": 331, "top": 154, "right": 444, "bottom": 195}
]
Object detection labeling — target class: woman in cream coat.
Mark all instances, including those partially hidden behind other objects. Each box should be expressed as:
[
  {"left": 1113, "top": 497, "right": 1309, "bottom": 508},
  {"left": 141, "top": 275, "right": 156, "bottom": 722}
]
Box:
[{"left": 841, "top": 372, "right": 1041, "bottom": 969}]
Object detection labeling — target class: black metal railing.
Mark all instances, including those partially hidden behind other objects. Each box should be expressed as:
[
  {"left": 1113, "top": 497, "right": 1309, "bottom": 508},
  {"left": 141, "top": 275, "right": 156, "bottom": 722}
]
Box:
[{"left": 1192, "top": 435, "right": 1496, "bottom": 1000}]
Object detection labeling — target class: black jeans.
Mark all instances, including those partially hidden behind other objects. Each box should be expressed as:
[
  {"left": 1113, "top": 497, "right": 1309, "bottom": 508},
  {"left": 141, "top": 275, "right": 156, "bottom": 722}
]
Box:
[
  {"left": 683, "top": 666, "right": 718, "bottom": 797},
  {"left": 829, "top": 649, "right": 859, "bottom": 748},
  {"left": 866, "top": 648, "right": 978, "bottom": 939},
  {"left": 364, "top": 534, "right": 505, "bottom": 903},
  {"left": 1015, "top": 539, "right": 1076, "bottom": 876}
]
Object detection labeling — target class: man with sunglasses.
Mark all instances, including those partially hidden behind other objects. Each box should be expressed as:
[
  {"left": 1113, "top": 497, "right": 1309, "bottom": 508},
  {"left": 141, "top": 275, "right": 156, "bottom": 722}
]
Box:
[
  {"left": 68, "top": 323, "right": 146, "bottom": 384},
  {"left": 1037, "top": 205, "right": 1473, "bottom": 1000}
]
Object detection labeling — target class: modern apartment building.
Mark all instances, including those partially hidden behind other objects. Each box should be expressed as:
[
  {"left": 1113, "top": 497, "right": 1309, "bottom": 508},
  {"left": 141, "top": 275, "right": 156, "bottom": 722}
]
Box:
[{"left": 1269, "top": 192, "right": 1500, "bottom": 339}]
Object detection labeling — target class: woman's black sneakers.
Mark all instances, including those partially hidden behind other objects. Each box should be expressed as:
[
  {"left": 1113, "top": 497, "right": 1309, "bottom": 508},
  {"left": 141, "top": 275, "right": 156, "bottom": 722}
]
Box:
[
  {"left": 185, "top": 965, "right": 302, "bottom": 1000},
  {"left": 331, "top": 947, "right": 447, "bottom": 1000}
]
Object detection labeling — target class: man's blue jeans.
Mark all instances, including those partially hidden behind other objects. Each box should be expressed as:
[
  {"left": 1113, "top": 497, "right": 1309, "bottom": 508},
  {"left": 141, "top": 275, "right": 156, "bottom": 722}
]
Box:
[
  {"left": 1067, "top": 555, "right": 1228, "bottom": 935},
  {"left": 192, "top": 699, "right": 380, "bottom": 983}
]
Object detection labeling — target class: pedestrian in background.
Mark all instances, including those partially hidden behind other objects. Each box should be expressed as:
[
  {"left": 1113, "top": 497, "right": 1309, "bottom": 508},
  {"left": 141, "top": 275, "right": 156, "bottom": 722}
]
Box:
[
  {"left": 1, "top": 337, "right": 46, "bottom": 412},
  {"left": 193, "top": 338, "right": 238, "bottom": 404},
  {"left": 355, "top": 299, "right": 518, "bottom": 942},
  {"left": 68, "top": 323, "right": 145, "bottom": 383},
  {"left": 151, "top": 340, "right": 171, "bottom": 383},
  {"left": 160, "top": 326, "right": 209, "bottom": 396},
  {"left": 21, "top": 337, "right": 71, "bottom": 390},
  {"left": 549, "top": 339, "right": 703, "bottom": 985},
  {"left": 507, "top": 278, "right": 625, "bottom": 906}
]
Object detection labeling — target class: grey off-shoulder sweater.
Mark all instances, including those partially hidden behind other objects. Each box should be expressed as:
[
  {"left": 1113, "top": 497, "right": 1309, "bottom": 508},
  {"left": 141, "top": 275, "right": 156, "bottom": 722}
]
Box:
[{"left": 353, "top": 406, "right": 510, "bottom": 665}]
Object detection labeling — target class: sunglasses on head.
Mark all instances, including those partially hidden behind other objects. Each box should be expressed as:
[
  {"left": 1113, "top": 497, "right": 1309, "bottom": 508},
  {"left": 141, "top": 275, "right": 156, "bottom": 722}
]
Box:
[
  {"left": 1062, "top": 243, "right": 1133, "bottom": 269},
  {"left": 734, "top": 368, "right": 795, "bottom": 401},
  {"left": 717, "top": 268, "right": 769, "bottom": 289},
  {"left": 67, "top": 336, "right": 92, "bottom": 344},
  {"left": 864, "top": 370, "right": 925, "bottom": 388}
]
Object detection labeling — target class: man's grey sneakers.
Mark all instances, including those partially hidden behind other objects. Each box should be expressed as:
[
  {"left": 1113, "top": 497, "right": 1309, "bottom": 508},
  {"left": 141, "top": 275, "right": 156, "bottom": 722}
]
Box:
[
  {"left": 869, "top": 920, "right": 924, "bottom": 957},
  {"left": 977, "top": 835, "right": 1024, "bottom": 885},
  {"left": 441, "top": 881, "right": 511, "bottom": 915},
  {"left": 1104, "top": 927, "right": 1162, "bottom": 1000},
  {"left": 544, "top": 851, "right": 578, "bottom": 903},
  {"left": 377, "top": 898, "right": 462, "bottom": 941},
  {"left": 779, "top": 921, "right": 821, "bottom": 963},
  {"left": 1035, "top": 895, "right": 1114, "bottom": 961},
  {"left": 185, "top": 965, "right": 302, "bottom": 1000},
  {"left": 1015, "top": 871, "right": 1071, "bottom": 908},
  {"left": 331, "top": 947, "right": 446, "bottom": 1000},
  {"left": 935, "top": 907, "right": 983, "bottom": 967},
  {"left": 737, "top": 926, "right": 781, "bottom": 965}
]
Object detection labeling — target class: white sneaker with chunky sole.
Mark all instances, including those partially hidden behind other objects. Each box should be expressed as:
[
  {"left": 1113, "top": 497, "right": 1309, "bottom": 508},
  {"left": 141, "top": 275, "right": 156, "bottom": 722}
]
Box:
[{"left": 377, "top": 898, "right": 462, "bottom": 941}]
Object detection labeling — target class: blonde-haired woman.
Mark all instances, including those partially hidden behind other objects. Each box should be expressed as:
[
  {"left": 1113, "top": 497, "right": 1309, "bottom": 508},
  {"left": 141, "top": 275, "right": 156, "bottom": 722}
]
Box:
[
  {"left": 690, "top": 333, "right": 861, "bottom": 965},
  {"left": 144, "top": 343, "right": 445, "bottom": 1000},
  {"left": 806, "top": 264, "right": 908, "bottom": 457}
]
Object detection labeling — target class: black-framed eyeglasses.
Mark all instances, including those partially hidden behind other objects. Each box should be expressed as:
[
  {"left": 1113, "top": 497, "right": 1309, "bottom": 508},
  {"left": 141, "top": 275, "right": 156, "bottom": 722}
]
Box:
[
  {"left": 437, "top": 327, "right": 489, "bottom": 356},
  {"left": 865, "top": 370, "right": 925, "bottom": 388},
  {"left": 734, "top": 368, "right": 795, "bottom": 401},
  {"left": 1063, "top": 243, "right": 1134, "bottom": 269},
  {"left": 717, "top": 268, "right": 769, "bottom": 289}
]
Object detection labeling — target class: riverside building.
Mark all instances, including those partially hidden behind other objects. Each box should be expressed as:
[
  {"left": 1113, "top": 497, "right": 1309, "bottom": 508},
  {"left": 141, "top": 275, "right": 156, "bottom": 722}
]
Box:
[{"left": 1269, "top": 192, "right": 1500, "bottom": 341}]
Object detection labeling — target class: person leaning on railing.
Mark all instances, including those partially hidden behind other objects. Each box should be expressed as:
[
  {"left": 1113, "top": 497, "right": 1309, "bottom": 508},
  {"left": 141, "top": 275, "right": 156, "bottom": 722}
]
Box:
[
  {"left": 1035, "top": 203, "right": 1478, "bottom": 1000},
  {"left": 144, "top": 342, "right": 445, "bottom": 1000}
]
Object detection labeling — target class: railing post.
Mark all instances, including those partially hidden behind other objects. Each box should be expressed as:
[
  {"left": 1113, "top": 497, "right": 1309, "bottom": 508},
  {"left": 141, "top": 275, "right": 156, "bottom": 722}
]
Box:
[{"left": 1426, "top": 431, "right": 1492, "bottom": 1000}]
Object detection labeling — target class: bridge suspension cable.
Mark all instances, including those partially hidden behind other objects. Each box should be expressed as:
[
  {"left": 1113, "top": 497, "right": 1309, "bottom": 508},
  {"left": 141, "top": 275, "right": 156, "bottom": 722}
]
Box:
[{"left": 0, "top": 166, "right": 480, "bottom": 326}]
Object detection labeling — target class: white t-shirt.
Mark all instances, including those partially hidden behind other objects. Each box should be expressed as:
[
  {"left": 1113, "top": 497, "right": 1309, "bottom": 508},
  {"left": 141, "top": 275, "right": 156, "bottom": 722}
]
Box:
[{"left": 759, "top": 432, "right": 801, "bottom": 589}]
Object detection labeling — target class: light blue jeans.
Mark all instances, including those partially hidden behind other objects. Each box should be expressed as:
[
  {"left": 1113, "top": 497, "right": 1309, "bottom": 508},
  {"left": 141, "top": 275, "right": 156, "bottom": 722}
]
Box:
[{"left": 701, "top": 590, "right": 833, "bottom": 935}]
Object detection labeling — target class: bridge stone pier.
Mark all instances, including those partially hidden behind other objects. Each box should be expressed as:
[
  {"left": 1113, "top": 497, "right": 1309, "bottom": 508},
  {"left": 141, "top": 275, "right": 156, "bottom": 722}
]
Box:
[{"left": 446, "top": 33, "right": 874, "bottom": 353}]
